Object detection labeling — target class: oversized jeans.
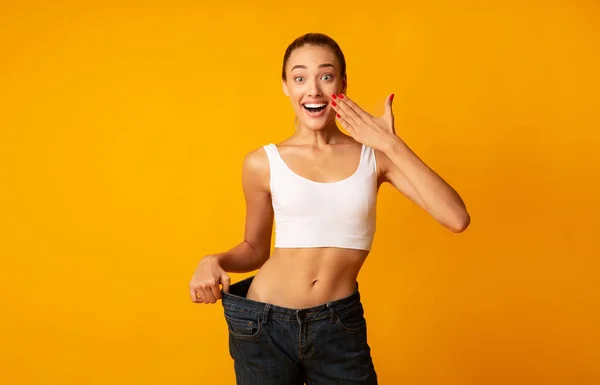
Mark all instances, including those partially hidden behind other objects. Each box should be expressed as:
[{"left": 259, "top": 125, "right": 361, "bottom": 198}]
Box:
[{"left": 221, "top": 275, "right": 378, "bottom": 385}]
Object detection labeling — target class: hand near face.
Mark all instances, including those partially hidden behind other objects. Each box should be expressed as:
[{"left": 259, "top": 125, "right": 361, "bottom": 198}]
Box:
[{"left": 330, "top": 93, "right": 397, "bottom": 151}]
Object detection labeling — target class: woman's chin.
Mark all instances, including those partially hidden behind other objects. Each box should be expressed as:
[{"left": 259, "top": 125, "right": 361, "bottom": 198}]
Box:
[{"left": 298, "top": 114, "right": 335, "bottom": 131}]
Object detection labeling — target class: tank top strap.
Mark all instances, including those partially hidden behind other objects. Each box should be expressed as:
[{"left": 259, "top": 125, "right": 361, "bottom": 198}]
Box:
[
  {"left": 262, "top": 143, "right": 287, "bottom": 174},
  {"left": 359, "top": 144, "right": 377, "bottom": 173}
]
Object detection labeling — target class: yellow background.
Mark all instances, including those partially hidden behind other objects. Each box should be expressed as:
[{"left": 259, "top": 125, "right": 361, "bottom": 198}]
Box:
[{"left": 1, "top": 1, "right": 599, "bottom": 384}]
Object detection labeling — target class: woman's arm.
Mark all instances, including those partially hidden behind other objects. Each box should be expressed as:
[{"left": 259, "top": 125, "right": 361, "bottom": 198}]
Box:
[
  {"left": 377, "top": 138, "right": 470, "bottom": 233},
  {"left": 190, "top": 147, "right": 273, "bottom": 304},
  {"left": 212, "top": 147, "right": 274, "bottom": 272}
]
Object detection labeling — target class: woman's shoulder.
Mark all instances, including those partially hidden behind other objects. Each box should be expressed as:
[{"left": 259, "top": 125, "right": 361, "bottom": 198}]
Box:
[{"left": 241, "top": 144, "right": 273, "bottom": 178}]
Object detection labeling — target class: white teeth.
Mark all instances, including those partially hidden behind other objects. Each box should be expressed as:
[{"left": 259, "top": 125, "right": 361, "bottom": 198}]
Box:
[{"left": 304, "top": 103, "right": 327, "bottom": 108}]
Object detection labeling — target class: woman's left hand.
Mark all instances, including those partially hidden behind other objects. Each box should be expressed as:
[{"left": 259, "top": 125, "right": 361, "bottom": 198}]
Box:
[{"left": 330, "top": 93, "right": 398, "bottom": 151}]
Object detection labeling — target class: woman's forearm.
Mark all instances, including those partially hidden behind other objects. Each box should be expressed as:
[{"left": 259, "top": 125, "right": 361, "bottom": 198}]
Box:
[{"left": 208, "top": 241, "right": 269, "bottom": 273}]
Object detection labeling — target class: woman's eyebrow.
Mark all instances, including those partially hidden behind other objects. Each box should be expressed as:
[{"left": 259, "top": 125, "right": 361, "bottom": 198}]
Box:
[{"left": 291, "top": 63, "right": 336, "bottom": 71}]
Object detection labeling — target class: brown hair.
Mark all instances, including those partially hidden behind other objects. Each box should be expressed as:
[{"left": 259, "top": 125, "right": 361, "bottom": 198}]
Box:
[{"left": 281, "top": 33, "right": 347, "bottom": 92}]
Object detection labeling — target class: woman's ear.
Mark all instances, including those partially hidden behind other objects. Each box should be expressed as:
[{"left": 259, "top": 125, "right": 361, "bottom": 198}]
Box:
[{"left": 282, "top": 79, "right": 289, "bottom": 97}]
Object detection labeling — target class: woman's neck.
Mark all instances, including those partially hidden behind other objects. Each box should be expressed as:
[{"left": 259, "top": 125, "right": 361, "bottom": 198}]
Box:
[{"left": 291, "top": 121, "right": 350, "bottom": 147}]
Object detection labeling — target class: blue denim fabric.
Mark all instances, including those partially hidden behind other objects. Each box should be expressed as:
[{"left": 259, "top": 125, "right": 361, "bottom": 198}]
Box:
[{"left": 221, "top": 276, "right": 378, "bottom": 385}]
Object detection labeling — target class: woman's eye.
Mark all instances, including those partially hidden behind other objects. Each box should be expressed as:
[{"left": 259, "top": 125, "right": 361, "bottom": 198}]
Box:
[
  {"left": 295, "top": 76, "right": 304, "bottom": 82},
  {"left": 322, "top": 74, "right": 333, "bottom": 81}
]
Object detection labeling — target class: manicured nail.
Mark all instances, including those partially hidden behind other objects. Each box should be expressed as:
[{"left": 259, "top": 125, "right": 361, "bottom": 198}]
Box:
[
  {"left": 331, "top": 101, "right": 337, "bottom": 107},
  {"left": 390, "top": 93, "right": 395, "bottom": 101},
  {"left": 339, "top": 94, "right": 344, "bottom": 99},
  {"left": 336, "top": 113, "right": 341, "bottom": 118},
  {"left": 331, "top": 94, "right": 337, "bottom": 99}
]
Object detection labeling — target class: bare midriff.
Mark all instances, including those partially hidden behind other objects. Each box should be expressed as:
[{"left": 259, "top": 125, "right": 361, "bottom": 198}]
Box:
[{"left": 246, "top": 247, "right": 370, "bottom": 309}]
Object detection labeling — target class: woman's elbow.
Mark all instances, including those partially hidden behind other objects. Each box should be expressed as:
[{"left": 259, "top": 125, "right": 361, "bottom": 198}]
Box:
[{"left": 448, "top": 211, "right": 470, "bottom": 233}]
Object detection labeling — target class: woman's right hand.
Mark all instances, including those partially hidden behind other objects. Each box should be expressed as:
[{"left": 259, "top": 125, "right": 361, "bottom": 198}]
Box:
[{"left": 189, "top": 255, "right": 231, "bottom": 304}]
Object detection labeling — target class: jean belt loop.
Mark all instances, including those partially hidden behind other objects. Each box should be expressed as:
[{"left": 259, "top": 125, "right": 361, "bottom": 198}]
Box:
[
  {"left": 326, "top": 302, "right": 336, "bottom": 323},
  {"left": 262, "top": 304, "right": 271, "bottom": 325}
]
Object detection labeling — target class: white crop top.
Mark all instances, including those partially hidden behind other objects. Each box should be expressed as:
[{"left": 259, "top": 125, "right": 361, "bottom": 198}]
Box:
[{"left": 262, "top": 143, "right": 378, "bottom": 251}]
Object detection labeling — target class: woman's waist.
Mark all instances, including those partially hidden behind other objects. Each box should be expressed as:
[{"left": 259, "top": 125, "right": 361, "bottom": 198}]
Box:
[
  {"left": 223, "top": 274, "right": 364, "bottom": 319},
  {"left": 245, "top": 247, "right": 368, "bottom": 308}
]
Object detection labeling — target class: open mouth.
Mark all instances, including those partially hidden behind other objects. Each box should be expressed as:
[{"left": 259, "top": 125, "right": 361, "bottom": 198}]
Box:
[{"left": 302, "top": 103, "right": 328, "bottom": 113}]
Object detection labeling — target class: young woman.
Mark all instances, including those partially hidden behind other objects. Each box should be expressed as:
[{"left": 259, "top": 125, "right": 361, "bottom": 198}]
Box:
[{"left": 189, "top": 33, "right": 470, "bottom": 385}]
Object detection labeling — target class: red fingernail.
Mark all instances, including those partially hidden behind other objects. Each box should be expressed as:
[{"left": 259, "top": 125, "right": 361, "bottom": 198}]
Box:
[
  {"left": 339, "top": 94, "right": 344, "bottom": 99},
  {"left": 336, "top": 113, "right": 341, "bottom": 118},
  {"left": 331, "top": 101, "right": 337, "bottom": 107},
  {"left": 331, "top": 94, "right": 337, "bottom": 99},
  {"left": 390, "top": 94, "right": 395, "bottom": 101}
]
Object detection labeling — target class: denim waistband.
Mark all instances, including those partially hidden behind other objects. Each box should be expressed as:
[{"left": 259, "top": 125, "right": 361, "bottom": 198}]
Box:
[{"left": 221, "top": 275, "right": 362, "bottom": 322}]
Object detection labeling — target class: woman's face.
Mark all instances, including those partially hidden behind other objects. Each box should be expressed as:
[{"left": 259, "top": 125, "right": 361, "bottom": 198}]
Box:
[{"left": 282, "top": 45, "right": 345, "bottom": 131}]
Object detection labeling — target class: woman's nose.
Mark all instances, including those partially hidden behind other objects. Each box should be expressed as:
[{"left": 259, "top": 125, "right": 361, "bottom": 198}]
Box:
[{"left": 307, "top": 81, "right": 323, "bottom": 97}]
